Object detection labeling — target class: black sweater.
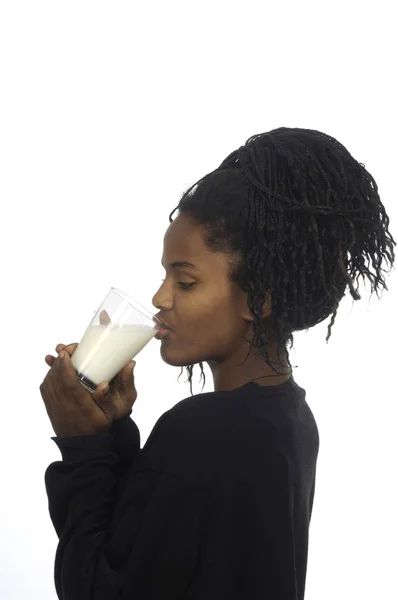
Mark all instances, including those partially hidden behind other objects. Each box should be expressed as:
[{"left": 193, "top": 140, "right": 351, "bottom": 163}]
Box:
[{"left": 45, "top": 375, "right": 319, "bottom": 599}]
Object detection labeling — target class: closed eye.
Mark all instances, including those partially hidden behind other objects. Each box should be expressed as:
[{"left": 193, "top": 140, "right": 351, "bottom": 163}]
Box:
[
  {"left": 161, "top": 279, "right": 195, "bottom": 290},
  {"left": 178, "top": 282, "right": 195, "bottom": 290}
]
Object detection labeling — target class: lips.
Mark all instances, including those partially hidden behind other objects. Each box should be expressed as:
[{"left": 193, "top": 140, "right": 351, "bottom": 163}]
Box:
[
  {"left": 153, "top": 316, "right": 171, "bottom": 339},
  {"left": 153, "top": 315, "right": 171, "bottom": 331},
  {"left": 155, "top": 328, "right": 170, "bottom": 340}
]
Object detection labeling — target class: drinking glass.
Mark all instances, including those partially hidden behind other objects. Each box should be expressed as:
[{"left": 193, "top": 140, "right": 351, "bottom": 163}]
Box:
[{"left": 71, "top": 287, "right": 161, "bottom": 394}]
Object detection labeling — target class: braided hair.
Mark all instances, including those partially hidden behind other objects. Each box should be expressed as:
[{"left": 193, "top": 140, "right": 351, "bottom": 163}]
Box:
[{"left": 168, "top": 127, "right": 396, "bottom": 396}]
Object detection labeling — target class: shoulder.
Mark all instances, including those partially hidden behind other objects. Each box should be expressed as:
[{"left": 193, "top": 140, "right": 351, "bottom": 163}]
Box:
[
  {"left": 154, "top": 387, "right": 279, "bottom": 451},
  {"left": 144, "top": 387, "right": 250, "bottom": 450},
  {"left": 162, "top": 387, "right": 247, "bottom": 428},
  {"left": 141, "top": 388, "right": 289, "bottom": 491}
]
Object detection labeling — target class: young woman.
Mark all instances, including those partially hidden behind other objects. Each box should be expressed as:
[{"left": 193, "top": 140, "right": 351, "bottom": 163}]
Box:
[
  {"left": 153, "top": 127, "right": 395, "bottom": 398},
  {"left": 45, "top": 127, "right": 395, "bottom": 599}
]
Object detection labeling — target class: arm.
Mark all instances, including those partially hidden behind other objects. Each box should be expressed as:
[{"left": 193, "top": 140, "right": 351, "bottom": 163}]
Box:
[
  {"left": 45, "top": 418, "right": 202, "bottom": 599},
  {"left": 108, "top": 409, "right": 172, "bottom": 471}
]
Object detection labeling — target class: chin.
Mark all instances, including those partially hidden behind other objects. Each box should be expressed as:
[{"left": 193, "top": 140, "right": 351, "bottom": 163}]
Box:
[{"left": 159, "top": 342, "right": 201, "bottom": 368}]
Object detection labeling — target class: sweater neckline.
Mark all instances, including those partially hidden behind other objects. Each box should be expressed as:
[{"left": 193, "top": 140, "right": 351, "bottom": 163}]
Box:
[{"left": 242, "top": 374, "right": 295, "bottom": 393}]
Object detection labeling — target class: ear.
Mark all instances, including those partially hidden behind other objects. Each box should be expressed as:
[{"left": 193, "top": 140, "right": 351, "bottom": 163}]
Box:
[{"left": 239, "top": 288, "right": 272, "bottom": 322}]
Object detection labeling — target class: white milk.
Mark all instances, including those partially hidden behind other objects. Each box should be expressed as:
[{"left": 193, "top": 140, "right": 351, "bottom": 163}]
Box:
[{"left": 71, "top": 323, "right": 156, "bottom": 387}]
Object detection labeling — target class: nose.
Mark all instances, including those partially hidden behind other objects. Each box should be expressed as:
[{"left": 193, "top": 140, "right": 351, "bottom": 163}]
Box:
[{"left": 152, "top": 280, "right": 172, "bottom": 311}]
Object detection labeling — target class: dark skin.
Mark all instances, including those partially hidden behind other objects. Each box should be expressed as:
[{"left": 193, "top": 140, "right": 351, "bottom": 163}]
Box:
[{"left": 152, "top": 214, "right": 292, "bottom": 392}]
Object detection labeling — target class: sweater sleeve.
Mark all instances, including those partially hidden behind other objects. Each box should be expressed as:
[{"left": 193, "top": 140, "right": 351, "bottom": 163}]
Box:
[
  {"left": 44, "top": 422, "right": 203, "bottom": 600},
  {"left": 108, "top": 412, "right": 141, "bottom": 470}
]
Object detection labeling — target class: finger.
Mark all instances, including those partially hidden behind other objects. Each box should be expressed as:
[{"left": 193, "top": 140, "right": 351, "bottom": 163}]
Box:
[
  {"left": 57, "top": 351, "right": 79, "bottom": 390},
  {"left": 100, "top": 310, "right": 111, "bottom": 325},
  {"left": 121, "top": 360, "right": 136, "bottom": 395},
  {"left": 46, "top": 344, "right": 77, "bottom": 366},
  {"left": 56, "top": 343, "right": 78, "bottom": 355}
]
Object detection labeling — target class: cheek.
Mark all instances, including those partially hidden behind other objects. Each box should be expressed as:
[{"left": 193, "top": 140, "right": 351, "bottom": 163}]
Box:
[
  {"left": 160, "top": 297, "right": 242, "bottom": 365},
  {"left": 189, "top": 296, "right": 235, "bottom": 337}
]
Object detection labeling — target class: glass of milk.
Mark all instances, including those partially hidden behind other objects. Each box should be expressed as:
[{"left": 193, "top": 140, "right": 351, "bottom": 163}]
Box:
[{"left": 71, "top": 287, "right": 161, "bottom": 394}]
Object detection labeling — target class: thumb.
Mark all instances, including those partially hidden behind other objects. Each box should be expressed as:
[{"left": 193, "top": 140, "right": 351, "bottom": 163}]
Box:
[
  {"left": 95, "top": 383, "right": 117, "bottom": 416},
  {"left": 102, "top": 384, "right": 111, "bottom": 398},
  {"left": 94, "top": 383, "right": 111, "bottom": 403}
]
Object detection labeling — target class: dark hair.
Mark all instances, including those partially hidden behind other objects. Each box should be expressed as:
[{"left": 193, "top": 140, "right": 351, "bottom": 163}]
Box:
[{"left": 168, "top": 127, "right": 396, "bottom": 396}]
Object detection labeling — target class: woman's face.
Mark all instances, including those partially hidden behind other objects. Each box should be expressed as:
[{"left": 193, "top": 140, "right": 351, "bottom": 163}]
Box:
[{"left": 151, "top": 214, "right": 255, "bottom": 368}]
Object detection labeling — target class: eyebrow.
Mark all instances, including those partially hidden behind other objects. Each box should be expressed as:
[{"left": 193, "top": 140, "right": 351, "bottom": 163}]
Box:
[{"left": 161, "top": 260, "right": 200, "bottom": 271}]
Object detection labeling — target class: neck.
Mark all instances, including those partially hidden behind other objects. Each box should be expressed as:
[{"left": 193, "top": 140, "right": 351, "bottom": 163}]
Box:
[{"left": 207, "top": 340, "right": 292, "bottom": 392}]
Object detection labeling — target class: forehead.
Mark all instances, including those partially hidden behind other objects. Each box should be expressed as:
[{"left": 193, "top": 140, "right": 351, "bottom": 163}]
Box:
[
  {"left": 162, "top": 214, "right": 226, "bottom": 272},
  {"left": 163, "top": 215, "right": 204, "bottom": 256}
]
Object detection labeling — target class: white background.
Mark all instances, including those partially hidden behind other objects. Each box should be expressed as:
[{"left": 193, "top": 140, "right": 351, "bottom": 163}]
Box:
[{"left": 0, "top": 1, "right": 397, "bottom": 598}]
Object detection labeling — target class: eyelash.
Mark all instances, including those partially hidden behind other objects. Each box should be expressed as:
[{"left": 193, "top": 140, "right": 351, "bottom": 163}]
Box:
[{"left": 161, "top": 279, "right": 195, "bottom": 290}]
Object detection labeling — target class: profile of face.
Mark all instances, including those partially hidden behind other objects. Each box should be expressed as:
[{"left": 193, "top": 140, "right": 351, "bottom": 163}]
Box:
[{"left": 152, "top": 214, "right": 270, "bottom": 369}]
